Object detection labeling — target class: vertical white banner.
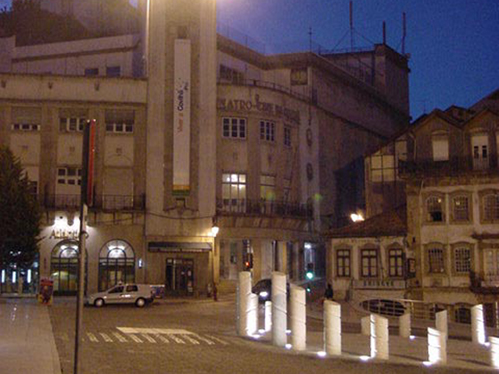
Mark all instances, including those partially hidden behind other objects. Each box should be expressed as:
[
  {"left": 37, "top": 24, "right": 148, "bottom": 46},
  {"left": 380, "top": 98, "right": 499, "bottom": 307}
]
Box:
[{"left": 173, "top": 39, "right": 191, "bottom": 194}]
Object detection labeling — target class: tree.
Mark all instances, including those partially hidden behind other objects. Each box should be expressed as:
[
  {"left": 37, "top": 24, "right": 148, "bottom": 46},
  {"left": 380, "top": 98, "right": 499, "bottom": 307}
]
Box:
[{"left": 0, "top": 146, "right": 41, "bottom": 269}]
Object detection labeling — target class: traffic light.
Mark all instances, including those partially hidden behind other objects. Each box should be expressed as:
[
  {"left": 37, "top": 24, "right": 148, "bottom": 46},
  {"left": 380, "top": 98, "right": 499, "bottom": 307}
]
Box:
[{"left": 306, "top": 263, "right": 314, "bottom": 280}]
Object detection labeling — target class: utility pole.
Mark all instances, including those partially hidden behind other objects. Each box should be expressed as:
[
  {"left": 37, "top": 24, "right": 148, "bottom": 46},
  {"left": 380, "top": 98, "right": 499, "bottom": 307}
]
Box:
[{"left": 73, "top": 119, "right": 96, "bottom": 374}]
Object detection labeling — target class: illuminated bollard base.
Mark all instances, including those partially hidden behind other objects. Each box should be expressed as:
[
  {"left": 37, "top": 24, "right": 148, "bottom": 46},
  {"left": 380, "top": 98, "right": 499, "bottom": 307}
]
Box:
[
  {"left": 238, "top": 271, "right": 252, "bottom": 337},
  {"left": 471, "top": 304, "right": 486, "bottom": 345},
  {"left": 361, "top": 316, "right": 370, "bottom": 336},
  {"left": 264, "top": 301, "right": 272, "bottom": 332},
  {"left": 247, "top": 293, "right": 259, "bottom": 336},
  {"left": 324, "top": 300, "right": 341, "bottom": 356},
  {"left": 290, "top": 285, "right": 306, "bottom": 351},
  {"left": 399, "top": 313, "right": 411, "bottom": 338},
  {"left": 272, "top": 272, "right": 287, "bottom": 347},
  {"left": 428, "top": 327, "right": 447, "bottom": 365},
  {"left": 370, "top": 314, "right": 389, "bottom": 360},
  {"left": 490, "top": 336, "right": 499, "bottom": 369},
  {"left": 435, "top": 310, "right": 448, "bottom": 340}
]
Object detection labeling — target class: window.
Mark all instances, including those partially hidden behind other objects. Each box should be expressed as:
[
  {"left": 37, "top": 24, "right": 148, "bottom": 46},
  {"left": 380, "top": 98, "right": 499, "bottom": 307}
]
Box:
[
  {"left": 290, "top": 68, "right": 308, "bottom": 86},
  {"left": 84, "top": 68, "right": 98, "bottom": 76},
  {"left": 260, "top": 120, "right": 275, "bottom": 142},
  {"left": 432, "top": 135, "right": 449, "bottom": 161},
  {"left": 472, "top": 134, "right": 489, "bottom": 170},
  {"left": 361, "top": 249, "right": 378, "bottom": 278},
  {"left": 452, "top": 195, "right": 469, "bottom": 221},
  {"left": 126, "top": 285, "right": 138, "bottom": 292},
  {"left": 454, "top": 247, "right": 471, "bottom": 273},
  {"left": 260, "top": 175, "right": 276, "bottom": 201},
  {"left": 455, "top": 307, "right": 471, "bottom": 324},
  {"left": 57, "top": 167, "right": 82, "bottom": 186},
  {"left": 370, "top": 153, "right": 395, "bottom": 182},
  {"left": 284, "top": 126, "right": 291, "bottom": 147},
  {"left": 222, "top": 117, "right": 246, "bottom": 139},
  {"left": 106, "top": 66, "right": 121, "bottom": 77},
  {"left": 109, "top": 286, "right": 124, "bottom": 294},
  {"left": 336, "top": 249, "right": 351, "bottom": 277},
  {"left": 222, "top": 173, "right": 246, "bottom": 212},
  {"left": 428, "top": 247, "right": 445, "bottom": 273},
  {"left": 59, "top": 117, "right": 86, "bottom": 132},
  {"left": 105, "top": 110, "right": 134, "bottom": 134},
  {"left": 11, "top": 123, "right": 40, "bottom": 131},
  {"left": 388, "top": 248, "right": 404, "bottom": 277},
  {"left": 483, "top": 194, "right": 499, "bottom": 221},
  {"left": 427, "top": 196, "right": 444, "bottom": 222}
]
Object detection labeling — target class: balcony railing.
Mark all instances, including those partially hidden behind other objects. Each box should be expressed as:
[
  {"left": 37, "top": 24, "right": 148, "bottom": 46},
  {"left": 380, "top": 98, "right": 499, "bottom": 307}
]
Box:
[
  {"left": 399, "top": 157, "right": 498, "bottom": 178},
  {"left": 41, "top": 194, "right": 146, "bottom": 211},
  {"left": 216, "top": 198, "right": 312, "bottom": 219},
  {"left": 353, "top": 279, "right": 407, "bottom": 290}
]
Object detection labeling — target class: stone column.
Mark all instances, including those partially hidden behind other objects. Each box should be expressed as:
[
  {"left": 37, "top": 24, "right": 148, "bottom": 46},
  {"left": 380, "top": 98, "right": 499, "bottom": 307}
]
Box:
[
  {"left": 471, "top": 304, "right": 486, "bottom": 345},
  {"left": 370, "top": 314, "right": 389, "bottom": 360},
  {"left": 237, "top": 271, "right": 252, "bottom": 336},
  {"left": 435, "top": 310, "right": 448, "bottom": 340},
  {"left": 272, "top": 272, "right": 287, "bottom": 347},
  {"left": 399, "top": 313, "right": 411, "bottom": 338},
  {"left": 324, "top": 300, "right": 341, "bottom": 355},
  {"left": 290, "top": 285, "right": 306, "bottom": 351},
  {"left": 428, "top": 327, "right": 447, "bottom": 365},
  {"left": 247, "top": 293, "right": 259, "bottom": 336}
]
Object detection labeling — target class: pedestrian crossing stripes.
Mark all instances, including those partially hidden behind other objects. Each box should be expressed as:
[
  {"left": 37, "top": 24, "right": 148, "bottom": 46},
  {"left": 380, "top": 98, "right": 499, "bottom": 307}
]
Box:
[{"left": 81, "top": 330, "right": 228, "bottom": 346}]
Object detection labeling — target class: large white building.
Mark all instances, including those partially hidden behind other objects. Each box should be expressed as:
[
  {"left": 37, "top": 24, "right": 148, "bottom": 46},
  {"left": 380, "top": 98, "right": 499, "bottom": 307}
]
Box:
[{"left": 0, "top": 0, "right": 409, "bottom": 296}]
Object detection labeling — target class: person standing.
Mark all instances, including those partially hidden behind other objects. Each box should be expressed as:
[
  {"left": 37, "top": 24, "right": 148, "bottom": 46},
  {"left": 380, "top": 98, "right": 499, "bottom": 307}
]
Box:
[{"left": 324, "top": 283, "right": 334, "bottom": 301}]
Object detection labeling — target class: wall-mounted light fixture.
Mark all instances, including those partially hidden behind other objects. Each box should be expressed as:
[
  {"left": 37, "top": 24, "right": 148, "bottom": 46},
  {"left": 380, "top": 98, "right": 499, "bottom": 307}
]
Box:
[
  {"left": 211, "top": 217, "right": 219, "bottom": 237},
  {"left": 138, "top": 258, "right": 143, "bottom": 269}
]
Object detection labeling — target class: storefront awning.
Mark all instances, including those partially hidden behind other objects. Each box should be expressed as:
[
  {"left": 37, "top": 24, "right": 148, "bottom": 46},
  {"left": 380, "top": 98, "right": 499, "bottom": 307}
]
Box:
[{"left": 148, "top": 242, "right": 212, "bottom": 253}]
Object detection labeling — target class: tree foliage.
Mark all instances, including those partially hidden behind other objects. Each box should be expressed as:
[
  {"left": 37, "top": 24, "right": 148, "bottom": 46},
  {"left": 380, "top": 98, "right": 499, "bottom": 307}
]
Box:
[{"left": 0, "top": 146, "right": 41, "bottom": 268}]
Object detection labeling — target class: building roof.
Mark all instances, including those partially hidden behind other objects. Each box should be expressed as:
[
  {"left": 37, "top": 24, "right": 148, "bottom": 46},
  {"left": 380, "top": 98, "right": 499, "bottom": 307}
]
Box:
[{"left": 326, "top": 205, "right": 407, "bottom": 238}]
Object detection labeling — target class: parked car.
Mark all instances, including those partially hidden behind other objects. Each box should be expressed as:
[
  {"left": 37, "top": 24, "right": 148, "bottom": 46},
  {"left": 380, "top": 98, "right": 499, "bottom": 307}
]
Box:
[
  {"left": 361, "top": 299, "right": 406, "bottom": 316},
  {"left": 86, "top": 284, "right": 154, "bottom": 308},
  {"left": 252, "top": 278, "right": 290, "bottom": 303}
]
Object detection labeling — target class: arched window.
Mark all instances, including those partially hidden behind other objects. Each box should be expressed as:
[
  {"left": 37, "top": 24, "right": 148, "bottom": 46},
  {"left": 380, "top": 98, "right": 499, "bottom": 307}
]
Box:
[
  {"left": 51, "top": 240, "right": 84, "bottom": 295},
  {"left": 98, "top": 240, "right": 135, "bottom": 291}
]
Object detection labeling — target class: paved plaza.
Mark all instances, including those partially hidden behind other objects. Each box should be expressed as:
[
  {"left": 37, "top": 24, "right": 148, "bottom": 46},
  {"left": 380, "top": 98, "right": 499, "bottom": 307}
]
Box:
[{"left": 0, "top": 296, "right": 496, "bottom": 374}]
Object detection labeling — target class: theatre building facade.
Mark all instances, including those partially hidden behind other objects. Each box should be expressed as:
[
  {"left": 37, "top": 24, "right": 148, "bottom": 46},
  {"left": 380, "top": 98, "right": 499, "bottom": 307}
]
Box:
[{"left": 0, "top": 0, "right": 409, "bottom": 295}]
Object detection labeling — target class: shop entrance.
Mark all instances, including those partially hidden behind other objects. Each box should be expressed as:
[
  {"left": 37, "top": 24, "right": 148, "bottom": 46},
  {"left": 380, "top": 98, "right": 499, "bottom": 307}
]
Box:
[
  {"left": 50, "top": 240, "right": 87, "bottom": 296},
  {"left": 165, "top": 258, "right": 194, "bottom": 296}
]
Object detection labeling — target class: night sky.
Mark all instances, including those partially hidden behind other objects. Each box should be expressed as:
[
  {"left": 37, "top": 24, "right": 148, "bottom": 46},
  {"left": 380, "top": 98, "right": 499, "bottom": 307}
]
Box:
[{"left": 1, "top": 0, "right": 498, "bottom": 120}]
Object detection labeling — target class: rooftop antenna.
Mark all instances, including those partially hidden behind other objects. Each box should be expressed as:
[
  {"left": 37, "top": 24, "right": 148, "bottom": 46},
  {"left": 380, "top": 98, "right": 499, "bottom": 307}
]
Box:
[
  {"left": 382, "top": 21, "right": 386, "bottom": 45},
  {"left": 402, "top": 12, "right": 407, "bottom": 54},
  {"left": 309, "top": 27, "right": 313, "bottom": 53},
  {"left": 349, "top": 1, "right": 354, "bottom": 50}
]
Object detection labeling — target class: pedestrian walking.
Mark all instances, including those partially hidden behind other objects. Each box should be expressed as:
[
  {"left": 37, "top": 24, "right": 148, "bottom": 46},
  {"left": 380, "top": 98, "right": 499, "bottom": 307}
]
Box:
[{"left": 324, "top": 283, "right": 334, "bottom": 301}]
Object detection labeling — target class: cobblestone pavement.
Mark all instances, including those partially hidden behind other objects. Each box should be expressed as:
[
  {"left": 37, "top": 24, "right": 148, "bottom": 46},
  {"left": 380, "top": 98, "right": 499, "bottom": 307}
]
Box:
[{"left": 49, "top": 298, "right": 483, "bottom": 374}]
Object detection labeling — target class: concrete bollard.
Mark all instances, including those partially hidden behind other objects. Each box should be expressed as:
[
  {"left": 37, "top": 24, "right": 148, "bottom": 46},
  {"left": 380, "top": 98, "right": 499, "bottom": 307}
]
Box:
[
  {"left": 399, "top": 313, "right": 411, "bottom": 338},
  {"left": 370, "top": 314, "right": 389, "bottom": 360},
  {"left": 490, "top": 336, "right": 499, "bottom": 369},
  {"left": 238, "top": 272, "right": 252, "bottom": 337},
  {"left": 272, "top": 272, "right": 287, "bottom": 347},
  {"left": 264, "top": 301, "right": 272, "bottom": 332},
  {"left": 428, "top": 327, "right": 447, "bottom": 365},
  {"left": 435, "top": 310, "right": 448, "bottom": 340},
  {"left": 361, "top": 316, "right": 370, "bottom": 336},
  {"left": 247, "top": 293, "right": 259, "bottom": 336},
  {"left": 290, "top": 285, "right": 306, "bottom": 351},
  {"left": 471, "top": 304, "right": 486, "bottom": 345},
  {"left": 324, "top": 300, "right": 341, "bottom": 356}
]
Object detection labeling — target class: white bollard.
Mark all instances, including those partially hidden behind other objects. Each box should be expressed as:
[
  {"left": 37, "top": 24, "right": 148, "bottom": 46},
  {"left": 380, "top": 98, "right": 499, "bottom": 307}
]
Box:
[
  {"left": 324, "top": 300, "right": 341, "bottom": 356},
  {"left": 435, "top": 310, "right": 448, "bottom": 340},
  {"left": 370, "top": 314, "right": 389, "bottom": 360},
  {"left": 264, "top": 301, "right": 272, "bottom": 332},
  {"left": 290, "top": 285, "right": 306, "bottom": 351},
  {"left": 471, "top": 304, "right": 486, "bottom": 345},
  {"left": 247, "top": 293, "right": 259, "bottom": 336},
  {"left": 238, "top": 272, "right": 252, "bottom": 337},
  {"left": 428, "top": 327, "right": 447, "bottom": 365},
  {"left": 272, "top": 272, "right": 287, "bottom": 347},
  {"left": 361, "top": 316, "right": 370, "bottom": 336},
  {"left": 399, "top": 313, "right": 411, "bottom": 338},
  {"left": 490, "top": 336, "right": 499, "bottom": 369}
]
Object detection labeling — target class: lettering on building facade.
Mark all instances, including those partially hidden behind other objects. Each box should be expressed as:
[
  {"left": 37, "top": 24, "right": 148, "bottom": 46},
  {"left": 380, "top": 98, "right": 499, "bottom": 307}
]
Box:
[
  {"left": 49, "top": 229, "right": 79, "bottom": 240},
  {"left": 217, "top": 94, "right": 301, "bottom": 125}
]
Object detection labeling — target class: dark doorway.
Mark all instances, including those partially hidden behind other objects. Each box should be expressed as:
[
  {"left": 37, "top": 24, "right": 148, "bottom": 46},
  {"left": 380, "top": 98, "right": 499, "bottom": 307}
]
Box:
[{"left": 165, "top": 258, "right": 194, "bottom": 296}]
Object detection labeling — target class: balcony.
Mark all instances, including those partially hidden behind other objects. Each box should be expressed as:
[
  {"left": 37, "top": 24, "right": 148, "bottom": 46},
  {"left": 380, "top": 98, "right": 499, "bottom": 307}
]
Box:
[
  {"left": 216, "top": 198, "right": 312, "bottom": 219},
  {"left": 399, "top": 157, "right": 498, "bottom": 178},
  {"left": 353, "top": 279, "right": 407, "bottom": 290},
  {"left": 41, "top": 194, "right": 146, "bottom": 211}
]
